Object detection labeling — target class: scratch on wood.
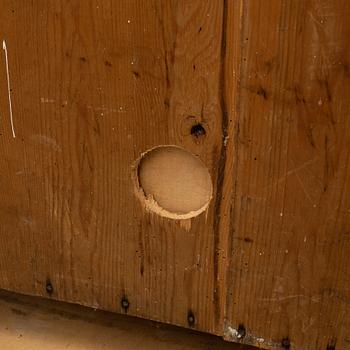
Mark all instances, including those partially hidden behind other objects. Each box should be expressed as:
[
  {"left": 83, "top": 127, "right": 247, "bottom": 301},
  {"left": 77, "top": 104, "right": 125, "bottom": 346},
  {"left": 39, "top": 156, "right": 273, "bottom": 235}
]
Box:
[
  {"left": 294, "top": 171, "right": 314, "bottom": 205},
  {"left": 259, "top": 294, "right": 321, "bottom": 303},
  {"left": 2, "top": 40, "right": 15, "bottom": 138},
  {"left": 263, "top": 157, "right": 319, "bottom": 190}
]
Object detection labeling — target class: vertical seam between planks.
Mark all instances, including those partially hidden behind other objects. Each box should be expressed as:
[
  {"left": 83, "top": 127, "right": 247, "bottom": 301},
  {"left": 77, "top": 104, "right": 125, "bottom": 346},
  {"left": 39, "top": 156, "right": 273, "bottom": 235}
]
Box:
[
  {"left": 213, "top": 0, "right": 229, "bottom": 326},
  {"left": 224, "top": 0, "right": 246, "bottom": 334}
]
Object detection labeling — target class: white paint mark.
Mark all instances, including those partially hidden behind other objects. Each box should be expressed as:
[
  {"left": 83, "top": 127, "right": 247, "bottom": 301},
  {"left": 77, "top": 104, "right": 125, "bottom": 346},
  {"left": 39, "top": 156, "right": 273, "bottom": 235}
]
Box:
[
  {"left": 2, "top": 40, "right": 15, "bottom": 138},
  {"left": 223, "top": 135, "right": 229, "bottom": 146},
  {"left": 225, "top": 326, "right": 239, "bottom": 339}
]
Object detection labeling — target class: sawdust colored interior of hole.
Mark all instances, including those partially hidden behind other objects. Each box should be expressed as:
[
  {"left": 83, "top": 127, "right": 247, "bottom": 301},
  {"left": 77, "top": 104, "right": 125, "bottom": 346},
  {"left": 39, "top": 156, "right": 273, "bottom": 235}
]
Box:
[{"left": 136, "top": 146, "right": 213, "bottom": 219}]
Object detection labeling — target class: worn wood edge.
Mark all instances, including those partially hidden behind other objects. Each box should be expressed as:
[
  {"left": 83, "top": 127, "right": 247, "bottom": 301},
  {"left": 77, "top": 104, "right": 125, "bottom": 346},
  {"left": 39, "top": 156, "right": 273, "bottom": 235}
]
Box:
[
  {"left": 223, "top": 326, "right": 281, "bottom": 350},
  {"left": 0, "top": 288, "right": 257, "bottom": 350},
  {"left": 0, "top": 285, "right": 198, "bottom": 333}
]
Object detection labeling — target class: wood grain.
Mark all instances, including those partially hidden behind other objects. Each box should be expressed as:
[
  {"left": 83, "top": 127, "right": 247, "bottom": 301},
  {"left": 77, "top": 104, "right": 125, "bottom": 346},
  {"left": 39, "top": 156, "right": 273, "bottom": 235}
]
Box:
[
  {"left": 0, "top": 0, "right": 231, "bottom": 336},
  {"left": 1, "top": 1, "right": 350, "bottom": 349},
  {"left": 225, "top": 1, "right": 350, "bottom": 349}
]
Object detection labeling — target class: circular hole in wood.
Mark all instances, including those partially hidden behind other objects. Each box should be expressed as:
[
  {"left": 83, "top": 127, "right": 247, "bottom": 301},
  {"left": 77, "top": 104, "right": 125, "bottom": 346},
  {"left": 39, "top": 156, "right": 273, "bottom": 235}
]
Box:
[{"left": 135, "top": 145, "right": 213, "bottom": 219}]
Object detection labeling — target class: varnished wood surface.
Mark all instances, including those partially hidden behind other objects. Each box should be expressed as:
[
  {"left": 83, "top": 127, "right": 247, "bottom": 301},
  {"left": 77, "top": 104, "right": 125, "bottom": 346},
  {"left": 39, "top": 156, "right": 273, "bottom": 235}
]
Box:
[
  {"left": 0, "top": 0, "right": 230, "bottom": 336},
  {"left": 226, "top": 1, "right": 350, "bottom": 349},
  {"left": 0, "top": 1, "right": 349, "bottom": 350}
]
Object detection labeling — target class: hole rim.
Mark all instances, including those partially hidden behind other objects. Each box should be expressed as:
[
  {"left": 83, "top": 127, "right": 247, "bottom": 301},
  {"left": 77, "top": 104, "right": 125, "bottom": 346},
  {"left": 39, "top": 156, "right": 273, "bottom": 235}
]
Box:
[{"left": 133, "top": 144, "right": 213, "bottom": 220}]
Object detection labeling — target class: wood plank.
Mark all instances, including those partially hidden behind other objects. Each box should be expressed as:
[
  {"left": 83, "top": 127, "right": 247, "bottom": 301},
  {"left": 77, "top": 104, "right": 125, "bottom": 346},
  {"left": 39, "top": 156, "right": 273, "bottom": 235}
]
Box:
[
  {"left": 0, "top": 0, "right": 232, "bottom": 336},
  {"left": 225, "top": 0, "right": 350, "bottom": 349}
]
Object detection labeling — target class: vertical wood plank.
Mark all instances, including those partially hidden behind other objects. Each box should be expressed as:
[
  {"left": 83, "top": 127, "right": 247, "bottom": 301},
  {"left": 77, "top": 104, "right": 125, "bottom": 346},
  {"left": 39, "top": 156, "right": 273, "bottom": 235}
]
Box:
[
  {"left": 226, "top": 1, "right": 350, "bottom": 349},
  {"left": 0, "top": 0, "right": 232, "bottom": 335}
]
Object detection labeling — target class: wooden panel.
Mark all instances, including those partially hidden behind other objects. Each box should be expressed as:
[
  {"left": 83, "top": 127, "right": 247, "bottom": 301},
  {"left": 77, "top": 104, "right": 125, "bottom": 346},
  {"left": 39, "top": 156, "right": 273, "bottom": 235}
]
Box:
[
  {"left": 1, "top": 1, "right": 350, "bottom": 348},
  {"left": 225, "top": 0, "right": 350, "bottom": 349},
  {"left": 0, "top": 0, "right": 232, "bottom": 335}
]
